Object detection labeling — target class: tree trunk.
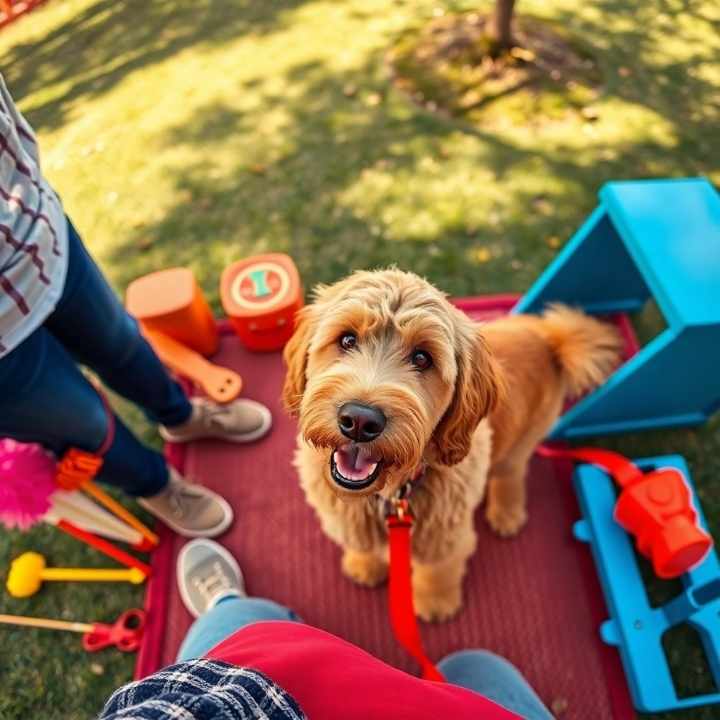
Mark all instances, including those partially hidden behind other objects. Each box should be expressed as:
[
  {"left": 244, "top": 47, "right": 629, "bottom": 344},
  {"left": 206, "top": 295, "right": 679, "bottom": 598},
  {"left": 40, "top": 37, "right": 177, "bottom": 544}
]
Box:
[{"left": 490, "top": 0, "right": 517, "bottom": 52}]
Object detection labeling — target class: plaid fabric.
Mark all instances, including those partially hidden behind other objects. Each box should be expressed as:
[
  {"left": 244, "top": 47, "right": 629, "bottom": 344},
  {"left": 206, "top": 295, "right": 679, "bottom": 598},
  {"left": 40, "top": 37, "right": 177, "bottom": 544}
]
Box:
[{"left": 99, "top": 659, "right": 307, "bottom": 720}]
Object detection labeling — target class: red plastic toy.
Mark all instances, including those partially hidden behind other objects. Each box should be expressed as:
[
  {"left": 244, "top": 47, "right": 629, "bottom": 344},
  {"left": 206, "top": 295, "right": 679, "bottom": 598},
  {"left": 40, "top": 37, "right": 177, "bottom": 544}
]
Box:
[
  {"left": 220, "top": 253, "right": 303, "bottom": 352},
  {"left": 82, "top": 609, "right": 146, "bottom": 652},
  {"left": 538, "top": 446, "right": 713, "bottom": 578},
  {"left": 0, "top": 608, "right": 146, "bottom": 653}
]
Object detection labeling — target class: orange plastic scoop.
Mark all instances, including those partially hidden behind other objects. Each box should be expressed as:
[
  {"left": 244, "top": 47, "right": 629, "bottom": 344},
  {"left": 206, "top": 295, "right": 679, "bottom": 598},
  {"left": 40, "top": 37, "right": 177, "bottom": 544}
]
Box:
[
  {"left": 126, "top": 268, "right": 219, "bottom": 357},
  {"left": 142, "top": 328, "right": 242, "bottom": 403}
]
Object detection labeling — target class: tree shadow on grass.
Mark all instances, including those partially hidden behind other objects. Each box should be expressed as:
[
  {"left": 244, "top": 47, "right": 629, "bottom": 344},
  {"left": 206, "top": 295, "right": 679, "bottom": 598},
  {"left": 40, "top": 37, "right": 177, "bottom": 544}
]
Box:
[
  {"left": 554, "top": 0, "right": 719, "bottom": 155},
  {"left": 1, "top": 0, "right": 310, "bottom": 132},
  {"left": 106, "top": 41, "right": 718, "bottom": 308},
  {"left": 106, "top": 61, "right": 472, "bottom": 299}
]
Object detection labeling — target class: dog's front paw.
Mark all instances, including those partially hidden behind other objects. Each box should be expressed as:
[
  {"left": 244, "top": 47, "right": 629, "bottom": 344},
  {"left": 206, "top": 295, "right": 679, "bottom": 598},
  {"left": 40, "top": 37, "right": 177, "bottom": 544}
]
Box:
[
  {"left": 342, "top": 549, "right": 388, "bottom": 587},
  {"left": 486, "top": 503, "right": 528, "bottom": 537},
  {"left": 414, "top": 586, "right": 462, "bottom": 623}
]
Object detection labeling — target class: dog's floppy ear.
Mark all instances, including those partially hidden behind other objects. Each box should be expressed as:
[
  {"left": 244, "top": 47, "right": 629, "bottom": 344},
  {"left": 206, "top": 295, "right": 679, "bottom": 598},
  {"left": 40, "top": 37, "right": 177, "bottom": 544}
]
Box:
[
  {"left": 433, "top": 326, "right": 503, "bottom": 466},
  {"left": 282, "top": 305, "right": 314, "bottom": 417}
]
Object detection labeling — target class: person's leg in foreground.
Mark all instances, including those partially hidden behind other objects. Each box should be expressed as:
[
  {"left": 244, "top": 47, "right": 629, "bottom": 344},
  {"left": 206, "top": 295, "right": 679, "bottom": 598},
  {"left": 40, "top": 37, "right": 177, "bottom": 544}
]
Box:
[
  {"left": 174, "top": 540, "right": 552, "bottom": 719},
  {"left": 0, "top": 219, "right": 272, "bottom": 536},
  {"left": 438, "top": 650, "right": 554, "bottom": 720},
  {"left": 176, "top": 539, "right": 300, "bottom": 661}
]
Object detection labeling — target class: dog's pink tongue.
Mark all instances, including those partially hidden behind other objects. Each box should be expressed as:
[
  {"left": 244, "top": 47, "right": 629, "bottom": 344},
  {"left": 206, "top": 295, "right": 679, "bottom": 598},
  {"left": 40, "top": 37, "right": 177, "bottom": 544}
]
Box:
[{"left": 334, "top": 443, "right": 378, "bottom": 481}]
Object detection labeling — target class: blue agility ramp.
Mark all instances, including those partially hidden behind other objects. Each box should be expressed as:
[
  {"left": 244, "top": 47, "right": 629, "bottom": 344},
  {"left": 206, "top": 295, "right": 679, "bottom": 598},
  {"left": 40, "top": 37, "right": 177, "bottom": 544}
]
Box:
[
  {"left": 516, "top": 178, "right": 720, "bottom": 438},
  {"left": 573, "top": 455, "right": 720, "bottom": 714}
]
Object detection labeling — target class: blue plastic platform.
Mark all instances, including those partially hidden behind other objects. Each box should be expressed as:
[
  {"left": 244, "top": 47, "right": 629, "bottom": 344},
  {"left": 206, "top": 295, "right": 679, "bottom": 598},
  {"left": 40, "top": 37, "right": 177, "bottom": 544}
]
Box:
[
  {"left": 573, "top": 455, "right": 720, "bottom": 713},
  {"left": 515, "top": 177, "right": 720, "bottom": 438}
]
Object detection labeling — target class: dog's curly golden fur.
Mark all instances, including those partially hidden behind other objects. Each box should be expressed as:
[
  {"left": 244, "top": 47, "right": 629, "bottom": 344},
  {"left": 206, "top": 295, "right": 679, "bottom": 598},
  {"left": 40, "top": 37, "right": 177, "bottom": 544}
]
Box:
[{"left": 283, "top": 269, "right": 621, "bottom": 621}]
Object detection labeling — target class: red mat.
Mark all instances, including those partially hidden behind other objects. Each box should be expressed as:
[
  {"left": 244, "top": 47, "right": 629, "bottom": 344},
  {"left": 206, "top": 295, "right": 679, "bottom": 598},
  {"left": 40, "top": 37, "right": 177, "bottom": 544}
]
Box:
[{"left": 135, "top": 295, "right": 637, "bottom": 720}]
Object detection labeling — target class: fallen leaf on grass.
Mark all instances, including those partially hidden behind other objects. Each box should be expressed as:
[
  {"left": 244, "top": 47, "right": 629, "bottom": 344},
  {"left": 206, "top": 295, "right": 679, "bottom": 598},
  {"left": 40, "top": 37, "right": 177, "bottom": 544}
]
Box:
[
  {"left": 546, "top": 236, "right": 561, "bottom": 249},
  {"left": 470, "top": 247, "right": 491, "bottom": 263},
  {"left": 531, "top": 195, "right": 551, "bottom": 215},
  {"left": 510, "top": 47, "right": 536, "bottom": 62}
]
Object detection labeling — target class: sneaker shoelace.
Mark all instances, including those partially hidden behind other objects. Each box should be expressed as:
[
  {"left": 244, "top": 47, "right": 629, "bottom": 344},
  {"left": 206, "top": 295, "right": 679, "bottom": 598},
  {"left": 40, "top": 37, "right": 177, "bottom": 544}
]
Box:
[
  {"left": 167, "top": 481, "right": 205, "bottom": 519},
  {"left": 203, "top": 404, "right": 235, "bottom": 430},
  {"left": 192, "top": 561, "right": 233, "bottom": 603},
  {"left": 196, "top": 400, "right": 258, "bottom": 432}
]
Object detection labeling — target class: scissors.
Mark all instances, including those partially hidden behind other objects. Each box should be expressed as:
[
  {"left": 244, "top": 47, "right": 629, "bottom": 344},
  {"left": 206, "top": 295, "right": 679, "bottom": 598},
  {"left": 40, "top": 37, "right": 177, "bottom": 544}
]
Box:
[
  {"left": 82, "top": 609, "right": 146, "bottom": 652},
  {"left": 0, "top": 608, "right": 146, "bottom": 653}
]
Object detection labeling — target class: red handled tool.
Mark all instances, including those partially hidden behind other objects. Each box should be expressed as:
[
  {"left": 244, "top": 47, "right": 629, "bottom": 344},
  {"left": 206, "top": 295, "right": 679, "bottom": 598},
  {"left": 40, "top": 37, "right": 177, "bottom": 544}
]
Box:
[{"left": 0, "top": 609, "right": 146, "bottom": 652}]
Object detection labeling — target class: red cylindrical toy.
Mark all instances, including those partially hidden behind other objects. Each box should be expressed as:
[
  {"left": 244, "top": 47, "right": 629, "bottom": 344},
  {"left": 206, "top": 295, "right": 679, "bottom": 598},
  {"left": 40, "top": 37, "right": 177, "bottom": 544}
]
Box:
[
  {"left": 614, "top": 466, "right": 712, "bottom": 578},
  {"left": 220, "top": 253, "right": 303, "bottom": 352},
  {"left": 537, "top": 446, "right": 713, "bottom": 579}
]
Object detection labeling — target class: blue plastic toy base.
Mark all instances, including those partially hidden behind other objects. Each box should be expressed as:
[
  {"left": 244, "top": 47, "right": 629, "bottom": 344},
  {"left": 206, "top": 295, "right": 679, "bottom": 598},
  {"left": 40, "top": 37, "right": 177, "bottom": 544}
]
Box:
[{"left": 573, "top": 455, "right": 720, "bottom": 713}]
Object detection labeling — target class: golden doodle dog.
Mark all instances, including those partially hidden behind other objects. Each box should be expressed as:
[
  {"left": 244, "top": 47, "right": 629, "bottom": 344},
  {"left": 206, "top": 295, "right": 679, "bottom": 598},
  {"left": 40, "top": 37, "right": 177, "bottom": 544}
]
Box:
[{"left": 282, "top": 269, "right": 621, "bottom": 621}]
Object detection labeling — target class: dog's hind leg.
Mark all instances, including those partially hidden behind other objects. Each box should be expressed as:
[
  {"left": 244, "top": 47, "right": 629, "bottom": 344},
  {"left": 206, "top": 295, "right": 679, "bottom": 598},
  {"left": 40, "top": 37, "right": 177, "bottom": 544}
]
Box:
[{"left": 485, "top": 451, "right": 531, "bottom": 537}]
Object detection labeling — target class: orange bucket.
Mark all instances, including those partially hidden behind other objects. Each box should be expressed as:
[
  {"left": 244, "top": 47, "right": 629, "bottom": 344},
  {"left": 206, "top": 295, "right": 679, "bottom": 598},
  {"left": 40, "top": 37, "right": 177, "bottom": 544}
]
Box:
[{"left": 126, "top": 268, "right": 218, "bottom": 357}]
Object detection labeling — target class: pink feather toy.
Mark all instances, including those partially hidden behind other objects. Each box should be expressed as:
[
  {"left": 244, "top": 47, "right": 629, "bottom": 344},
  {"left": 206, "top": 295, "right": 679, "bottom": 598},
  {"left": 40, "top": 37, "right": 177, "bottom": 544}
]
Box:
[
  {"left": 0, "top": 438, "right": 153, "bottom": 575},
  {"left": 0, "top": 439, "right": 57, "bottom": 530}
]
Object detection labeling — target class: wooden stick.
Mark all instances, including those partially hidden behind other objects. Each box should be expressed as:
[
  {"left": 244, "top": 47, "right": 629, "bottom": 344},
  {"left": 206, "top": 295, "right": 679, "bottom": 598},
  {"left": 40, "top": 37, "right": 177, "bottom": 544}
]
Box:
[
  {"left": 0, "top": 614, "right": 93, "bottom": 634},
  {"left": 82, "top": 481, "right": 159, "bottom": 547},
  {"left": 48, "top": 490, "right": 142, "bottom": 545}
]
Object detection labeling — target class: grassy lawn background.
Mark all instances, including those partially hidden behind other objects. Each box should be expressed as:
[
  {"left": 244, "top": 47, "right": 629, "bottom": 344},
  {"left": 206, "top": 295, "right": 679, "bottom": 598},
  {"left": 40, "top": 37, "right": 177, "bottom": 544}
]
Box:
[{"left": 0, "top": 0, "right": 718, "bottom": 717}]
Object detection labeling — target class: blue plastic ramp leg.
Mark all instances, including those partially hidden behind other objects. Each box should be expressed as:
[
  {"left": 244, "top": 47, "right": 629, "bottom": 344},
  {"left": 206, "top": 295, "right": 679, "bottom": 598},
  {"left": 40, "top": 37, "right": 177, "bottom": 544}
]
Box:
[{"left": 514, "top": 207, "right": 650, "bottom": 316}]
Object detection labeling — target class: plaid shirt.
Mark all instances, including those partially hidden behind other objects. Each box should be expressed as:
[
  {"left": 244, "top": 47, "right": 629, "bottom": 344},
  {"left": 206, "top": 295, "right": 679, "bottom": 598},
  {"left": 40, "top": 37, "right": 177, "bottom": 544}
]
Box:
[{"left": 99, "top": 659, "right": 307, "bottom": 720}]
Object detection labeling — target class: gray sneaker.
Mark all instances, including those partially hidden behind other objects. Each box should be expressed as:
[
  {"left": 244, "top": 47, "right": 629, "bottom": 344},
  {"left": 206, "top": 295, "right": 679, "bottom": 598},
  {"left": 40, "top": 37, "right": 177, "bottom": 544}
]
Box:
[
  {"left": 177, "top": 538, "right": 245, "bottom": 617},
  {"left": 138, "top": 468, "right": 233, "bottom": 538},
  {"left": 160, "top": 397, "right": 272, "bottom": 444}
]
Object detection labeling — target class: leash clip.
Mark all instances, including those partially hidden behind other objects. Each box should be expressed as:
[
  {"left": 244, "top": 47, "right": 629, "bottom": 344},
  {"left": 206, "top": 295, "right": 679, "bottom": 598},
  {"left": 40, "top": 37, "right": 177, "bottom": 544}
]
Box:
[{"left": 387, "top": 496, "right": 413, "bottom": 526}]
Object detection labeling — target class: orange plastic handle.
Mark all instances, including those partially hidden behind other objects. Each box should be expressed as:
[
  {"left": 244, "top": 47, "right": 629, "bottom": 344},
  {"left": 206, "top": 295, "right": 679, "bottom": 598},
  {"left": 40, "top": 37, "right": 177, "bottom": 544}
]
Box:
[{"left": 143, "top": 328, "right": 242, "bottom": 403}]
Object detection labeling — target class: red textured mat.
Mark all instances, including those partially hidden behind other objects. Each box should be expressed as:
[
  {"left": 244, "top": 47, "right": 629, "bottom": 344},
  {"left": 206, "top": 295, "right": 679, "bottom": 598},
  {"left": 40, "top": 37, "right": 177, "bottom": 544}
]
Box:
[{"left": 136, "top": 295, "right": 636, "bottom": 720}]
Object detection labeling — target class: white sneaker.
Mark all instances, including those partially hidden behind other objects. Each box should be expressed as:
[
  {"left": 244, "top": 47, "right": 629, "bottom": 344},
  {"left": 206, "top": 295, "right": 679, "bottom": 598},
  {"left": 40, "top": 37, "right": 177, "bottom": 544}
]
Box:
[{"left": 177, "top": 538, "right": 246, "bottom": 618}]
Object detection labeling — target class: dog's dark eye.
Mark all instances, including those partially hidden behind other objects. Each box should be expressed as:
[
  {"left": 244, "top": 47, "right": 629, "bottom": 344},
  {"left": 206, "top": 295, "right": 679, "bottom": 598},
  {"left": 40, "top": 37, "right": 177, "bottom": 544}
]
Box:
[
  {"left": 411, "top": 349, "right": 433, "bottom": 371},
  {"left": 339, "top": 332, "right": 357, "bottom": 351}
]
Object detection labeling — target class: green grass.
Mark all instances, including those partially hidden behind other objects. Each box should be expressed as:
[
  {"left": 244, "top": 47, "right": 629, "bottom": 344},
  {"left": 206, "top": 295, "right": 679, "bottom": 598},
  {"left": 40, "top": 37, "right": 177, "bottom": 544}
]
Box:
[{"left": 0, "top": 0, "right": 719, "bottom": 717}]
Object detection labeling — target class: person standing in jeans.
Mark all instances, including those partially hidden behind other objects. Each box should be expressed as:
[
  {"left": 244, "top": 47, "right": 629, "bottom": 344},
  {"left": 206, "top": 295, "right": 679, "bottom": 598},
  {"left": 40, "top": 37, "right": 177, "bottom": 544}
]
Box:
[{"left": 0, "top": 74, "right": 271, "bottom": 537}]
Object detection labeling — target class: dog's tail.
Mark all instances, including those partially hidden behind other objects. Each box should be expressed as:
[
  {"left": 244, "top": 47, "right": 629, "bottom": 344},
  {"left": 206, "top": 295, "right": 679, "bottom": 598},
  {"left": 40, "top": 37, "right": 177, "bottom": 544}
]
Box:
[{"left": 538, "top": 303, "right": 623, "bottom": 397}]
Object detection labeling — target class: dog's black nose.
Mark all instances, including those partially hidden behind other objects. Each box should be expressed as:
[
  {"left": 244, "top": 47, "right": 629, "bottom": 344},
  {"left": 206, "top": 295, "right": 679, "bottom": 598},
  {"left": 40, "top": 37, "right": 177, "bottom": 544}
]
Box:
[{"left": 337, "top": 402, "right": 386, "bottom": 443}]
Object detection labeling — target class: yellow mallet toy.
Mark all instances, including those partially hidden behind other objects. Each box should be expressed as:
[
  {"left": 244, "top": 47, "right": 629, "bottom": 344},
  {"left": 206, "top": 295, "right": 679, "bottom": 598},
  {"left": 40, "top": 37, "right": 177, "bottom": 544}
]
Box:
[{"left": 6, "top": 552, "right": 146, "bottom": 598}]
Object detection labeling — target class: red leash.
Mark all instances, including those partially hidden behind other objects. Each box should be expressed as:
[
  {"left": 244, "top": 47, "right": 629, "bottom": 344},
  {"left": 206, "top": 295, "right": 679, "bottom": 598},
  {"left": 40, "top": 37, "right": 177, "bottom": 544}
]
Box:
[
  {"left": 386, "top": 498, "right": 445, "bottom": 682},
  {"left": 535, "top": 444, "right": 643, "bottom": 488}
]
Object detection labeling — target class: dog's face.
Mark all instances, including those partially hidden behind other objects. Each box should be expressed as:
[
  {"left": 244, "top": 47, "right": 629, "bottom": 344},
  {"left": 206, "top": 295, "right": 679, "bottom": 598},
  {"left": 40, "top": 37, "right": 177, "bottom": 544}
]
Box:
[{"left": 283, "top": 270, "right": 501, "bottom": 500}]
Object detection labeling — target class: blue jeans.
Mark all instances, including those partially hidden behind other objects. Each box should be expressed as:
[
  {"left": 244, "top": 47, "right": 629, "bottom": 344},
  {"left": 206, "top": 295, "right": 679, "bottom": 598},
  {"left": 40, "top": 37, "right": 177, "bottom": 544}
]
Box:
[
  {"left": 177, "top": 597, "right": 553, "bottom": 720},
  {"left": 0, "top": 218, "right": 192, "bottom": 496}
]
